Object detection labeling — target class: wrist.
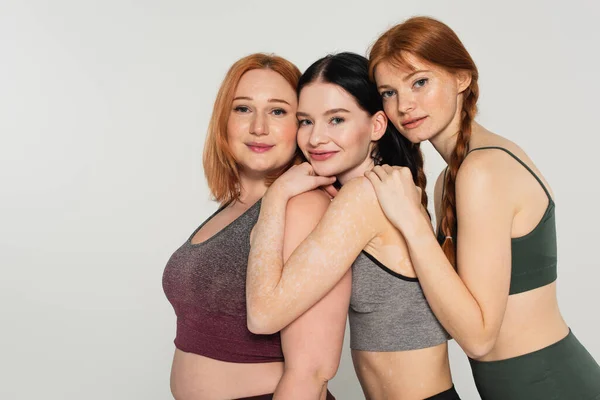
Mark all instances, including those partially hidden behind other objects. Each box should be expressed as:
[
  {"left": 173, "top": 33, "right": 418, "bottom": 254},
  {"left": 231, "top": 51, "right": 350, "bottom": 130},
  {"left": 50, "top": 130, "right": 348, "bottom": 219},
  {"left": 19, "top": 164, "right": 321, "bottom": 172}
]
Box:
[
  {"left": 400, "top": 212, "right": 435, "bottom": 243},
  {"left": 264, "top": 184, "right": 292, "bottom": 205}
]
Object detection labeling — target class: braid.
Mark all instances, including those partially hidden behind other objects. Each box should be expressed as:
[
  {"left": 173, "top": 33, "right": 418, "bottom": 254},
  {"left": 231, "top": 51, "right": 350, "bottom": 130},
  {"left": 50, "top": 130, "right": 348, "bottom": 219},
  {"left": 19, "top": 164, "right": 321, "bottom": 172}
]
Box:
[
  {"left": 439, "top": 83, "right": 479, "bottom": 269},
  {"left": 410, "top": 143, "right": 430, "bottom": 219}
]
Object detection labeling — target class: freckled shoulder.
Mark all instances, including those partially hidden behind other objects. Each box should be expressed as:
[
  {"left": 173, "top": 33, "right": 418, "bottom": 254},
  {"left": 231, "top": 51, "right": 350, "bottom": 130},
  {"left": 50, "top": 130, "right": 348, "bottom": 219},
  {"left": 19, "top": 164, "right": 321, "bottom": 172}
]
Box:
[
  {"left": 331, "top": 176, "right": 386, "bottom": 224},
  {"left": 336, "top": 176, "right": 378, "bottom": 204}
]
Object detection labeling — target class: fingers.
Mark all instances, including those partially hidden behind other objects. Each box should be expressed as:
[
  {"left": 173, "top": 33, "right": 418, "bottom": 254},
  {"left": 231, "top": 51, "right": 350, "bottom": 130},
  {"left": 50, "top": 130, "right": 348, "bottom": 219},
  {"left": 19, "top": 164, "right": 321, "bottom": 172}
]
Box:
[
  {"left": 370, "top": 165, "right": 389, "bottom": 181},
  {"left": 314, "top": 175, "right": 336, "bottom": 187},
  {"left": 322, "top": 184, "right": 339, "bottom": 199},
  {"left": 382, "top": 164, "right": 395, "bottom": 174},
  {"left": 364, "top": 169, "right": 383, "bottom": 191}
]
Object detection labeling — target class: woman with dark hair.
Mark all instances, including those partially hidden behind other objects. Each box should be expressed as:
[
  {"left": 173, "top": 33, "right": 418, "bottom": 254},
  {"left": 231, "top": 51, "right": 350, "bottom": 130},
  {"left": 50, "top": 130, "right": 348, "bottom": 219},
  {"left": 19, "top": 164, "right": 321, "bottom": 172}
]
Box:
[
  {"left": 246, "top": 52, "right": 460, "bottom": 400},
  {"left": 162, "top": 53, "right": 346, "bottom": 400},
  {"left": 365, "top": 16, "right": 600, "bottom": 399}
]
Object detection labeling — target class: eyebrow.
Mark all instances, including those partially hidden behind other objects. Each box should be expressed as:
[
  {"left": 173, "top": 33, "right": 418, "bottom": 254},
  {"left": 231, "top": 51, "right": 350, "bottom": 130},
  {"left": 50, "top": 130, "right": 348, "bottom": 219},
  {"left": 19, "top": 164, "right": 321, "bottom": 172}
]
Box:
[
  {"left": 296, "top": 108, "right": 350, "bottom": 118},
  {"left": 403, "top": 70, "right": 432, "bottom": 81},
  {"left": 376, "top": 70, "right": 432, "bottom": 89},
  {"left": 233, "top": 96, "right": 291, "bottom": 106}
]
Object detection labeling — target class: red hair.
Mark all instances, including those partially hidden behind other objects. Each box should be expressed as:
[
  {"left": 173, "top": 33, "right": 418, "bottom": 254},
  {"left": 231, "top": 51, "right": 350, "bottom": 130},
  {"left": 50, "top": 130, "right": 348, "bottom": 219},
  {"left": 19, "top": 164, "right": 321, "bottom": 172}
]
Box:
[
  {"left": 202, "top": 53, "right": 301, "bottom": 204},
  {"left": 369, "top": 16, "right": 479, "bottom": 268}
]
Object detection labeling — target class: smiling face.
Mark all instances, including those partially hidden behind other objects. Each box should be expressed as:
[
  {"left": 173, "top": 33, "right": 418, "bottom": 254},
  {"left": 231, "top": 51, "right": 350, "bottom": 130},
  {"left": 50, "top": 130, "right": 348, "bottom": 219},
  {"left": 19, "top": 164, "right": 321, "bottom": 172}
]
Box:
[
  {"left": 374, "top": 52, "right": 470, "bottom": 144},
  {"left": 296, "top": 81, "right": 386, "bottom": 183},
  {"left": 226, "top": 68, "right": 299, "bottom": 179}
]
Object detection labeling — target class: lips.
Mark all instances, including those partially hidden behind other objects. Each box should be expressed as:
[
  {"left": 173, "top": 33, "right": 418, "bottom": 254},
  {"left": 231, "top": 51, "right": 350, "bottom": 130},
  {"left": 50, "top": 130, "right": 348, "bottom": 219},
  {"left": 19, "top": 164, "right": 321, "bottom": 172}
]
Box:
[
  {"left": 246, "top": 142, "right": 274, "bottom": 153},
  {"left": 308, "top": 150, "right": 338, "bottom": 161},
  {"left": 401, "top": 116, "right": 427, "bottom": 129}
]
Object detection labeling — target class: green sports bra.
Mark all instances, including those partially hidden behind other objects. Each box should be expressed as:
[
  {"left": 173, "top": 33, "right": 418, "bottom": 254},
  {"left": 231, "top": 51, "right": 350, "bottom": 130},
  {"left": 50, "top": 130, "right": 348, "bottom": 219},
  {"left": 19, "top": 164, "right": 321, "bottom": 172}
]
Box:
[{"left": 437, "top": 146, "right": 557, "bottom": 295}]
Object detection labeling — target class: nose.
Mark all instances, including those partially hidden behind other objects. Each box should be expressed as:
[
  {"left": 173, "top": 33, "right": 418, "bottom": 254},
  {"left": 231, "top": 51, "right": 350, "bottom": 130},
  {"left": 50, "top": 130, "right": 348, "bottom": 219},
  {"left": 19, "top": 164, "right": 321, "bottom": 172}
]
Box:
[
  {"left": 397, "top": 91, "right": 416, "bottom": 114},
  {"left": 250, "top": 112, "right": 268, "bottom": 136},
  {"left": 308, "top": 123, "right": 328, "bottom": 147}
]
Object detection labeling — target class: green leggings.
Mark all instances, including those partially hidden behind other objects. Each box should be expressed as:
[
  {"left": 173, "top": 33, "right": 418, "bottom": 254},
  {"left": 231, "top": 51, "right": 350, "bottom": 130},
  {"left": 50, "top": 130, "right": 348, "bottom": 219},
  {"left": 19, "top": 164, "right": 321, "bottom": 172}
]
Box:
[{"left": 469, "top": 329, "right": 600, "bottom": 400}]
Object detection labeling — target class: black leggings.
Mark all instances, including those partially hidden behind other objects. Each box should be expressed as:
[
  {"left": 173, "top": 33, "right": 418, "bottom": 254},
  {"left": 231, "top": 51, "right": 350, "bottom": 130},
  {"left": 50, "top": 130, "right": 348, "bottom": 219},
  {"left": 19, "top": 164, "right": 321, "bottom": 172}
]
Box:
[
  {"left": 469, "top": 329, "right": 600, "bottom": 400},
  {"left": 425, "top": 385, "right": 460, "bottom": 400},
  {"left": 238, "top": 389, "right": 335, "bottom": 399}
]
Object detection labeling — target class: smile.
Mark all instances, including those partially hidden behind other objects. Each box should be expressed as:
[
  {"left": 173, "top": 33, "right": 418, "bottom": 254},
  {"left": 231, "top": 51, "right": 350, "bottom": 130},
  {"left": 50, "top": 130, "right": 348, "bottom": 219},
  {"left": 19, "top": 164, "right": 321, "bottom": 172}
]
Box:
[
  {"left": 309, "top": 151, "right": 339, "bottom": 161},
  {"left": 401, "top": 116, "right": 427, "bottom": 129},
  {"left": 246, "top": 143, "right": 274, "bottom": 153}
]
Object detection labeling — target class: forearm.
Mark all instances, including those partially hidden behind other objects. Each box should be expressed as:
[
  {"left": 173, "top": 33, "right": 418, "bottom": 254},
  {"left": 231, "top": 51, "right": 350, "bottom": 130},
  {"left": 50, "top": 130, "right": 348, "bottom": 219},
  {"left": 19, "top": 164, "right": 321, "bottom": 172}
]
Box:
[
  {"left": 247, "top": 189, "right": 290, "bottom": 332},
  {"left": 404, "top": 223, "right": 496, "bottom": 357},
  {"left": 273, "top": 368, "right": 328, "bottom": 400}
]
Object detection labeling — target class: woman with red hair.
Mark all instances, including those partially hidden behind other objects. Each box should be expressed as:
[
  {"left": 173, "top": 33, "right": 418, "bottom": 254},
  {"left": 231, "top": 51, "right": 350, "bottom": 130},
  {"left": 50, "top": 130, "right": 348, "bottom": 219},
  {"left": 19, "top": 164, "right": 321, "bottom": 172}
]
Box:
[
  {"left": 162, "top": 53, "right": 347, "bottom": 399},
  {"left": 366, "top": 16, "right": 600, "bottom": 399}
]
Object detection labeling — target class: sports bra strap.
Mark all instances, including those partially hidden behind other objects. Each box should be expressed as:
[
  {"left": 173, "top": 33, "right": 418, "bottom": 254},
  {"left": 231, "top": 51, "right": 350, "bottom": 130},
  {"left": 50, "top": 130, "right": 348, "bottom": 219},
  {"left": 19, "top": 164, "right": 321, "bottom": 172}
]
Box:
[{"left": 466, "top": 146, "right": 553, "bottom": 202}]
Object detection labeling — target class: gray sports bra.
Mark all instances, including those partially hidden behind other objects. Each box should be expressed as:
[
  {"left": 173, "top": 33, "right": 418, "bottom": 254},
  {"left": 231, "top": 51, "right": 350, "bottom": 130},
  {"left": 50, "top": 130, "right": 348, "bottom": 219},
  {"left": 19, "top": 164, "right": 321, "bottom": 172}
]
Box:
[{"left": 349, "top": 251, "right": 449, "bottom": 351}]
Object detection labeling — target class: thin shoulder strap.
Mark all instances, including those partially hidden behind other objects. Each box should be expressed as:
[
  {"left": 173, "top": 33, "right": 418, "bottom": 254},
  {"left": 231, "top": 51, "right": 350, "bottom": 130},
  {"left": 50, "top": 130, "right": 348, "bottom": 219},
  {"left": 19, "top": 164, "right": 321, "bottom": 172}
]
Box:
[{"left": 467, "top": 146, "right": 553, "bottom": 201}]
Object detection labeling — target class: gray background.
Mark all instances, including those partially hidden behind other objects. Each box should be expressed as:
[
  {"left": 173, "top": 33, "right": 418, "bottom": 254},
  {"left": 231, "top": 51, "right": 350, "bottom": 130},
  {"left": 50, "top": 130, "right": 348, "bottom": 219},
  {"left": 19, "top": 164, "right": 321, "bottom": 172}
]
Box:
[{"left": 1, "top": 0, "right": 599, "bottom": 398}]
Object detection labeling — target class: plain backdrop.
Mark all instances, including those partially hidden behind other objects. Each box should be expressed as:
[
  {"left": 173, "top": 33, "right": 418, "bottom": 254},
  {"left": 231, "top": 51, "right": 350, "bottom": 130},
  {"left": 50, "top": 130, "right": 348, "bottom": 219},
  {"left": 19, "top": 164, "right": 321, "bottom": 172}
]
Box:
[{"left": 1, "top": 0, "right": 599, "bottom": 399}]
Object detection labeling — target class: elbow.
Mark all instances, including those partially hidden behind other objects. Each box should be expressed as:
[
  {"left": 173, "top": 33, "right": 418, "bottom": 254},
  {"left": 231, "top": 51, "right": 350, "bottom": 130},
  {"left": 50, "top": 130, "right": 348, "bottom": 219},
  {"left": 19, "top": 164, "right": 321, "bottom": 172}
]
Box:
[
  {"left": 247, "top": 310, "right": 280, "bottom": 335},
  {"left": 461, "top": 337, "right": 496, "bottom": 359},
  {"left": 296, "top": 353, "right": 342, "bottom": 384},
  {"left": 285, "top": 361, "right": 340, "bottom": 389},
  {"left": 315, "top": 360, "right": 340, "bottom": 383}
]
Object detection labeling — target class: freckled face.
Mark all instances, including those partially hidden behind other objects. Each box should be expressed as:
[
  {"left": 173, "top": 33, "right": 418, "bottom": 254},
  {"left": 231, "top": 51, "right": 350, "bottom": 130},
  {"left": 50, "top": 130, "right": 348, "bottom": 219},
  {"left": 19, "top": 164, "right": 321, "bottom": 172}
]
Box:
[
  {"left": 374, "top": 53, "right": 464, "bottom": 144},
  {"left": 296, "top": 82, "right": 381, "bottom": 182},
  {"left": 227, "top": 69, "right": 298, "bottom": 177}
]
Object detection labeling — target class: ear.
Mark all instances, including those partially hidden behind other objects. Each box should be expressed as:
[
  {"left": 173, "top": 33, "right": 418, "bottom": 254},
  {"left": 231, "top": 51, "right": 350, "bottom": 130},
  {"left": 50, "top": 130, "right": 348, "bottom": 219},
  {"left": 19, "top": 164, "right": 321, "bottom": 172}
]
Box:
[
  {"left": 370, "top": 111, "right": 387, "bottom": 141},
  {"left": 456, "top": 70, "right": 472, "bottom": 93}
]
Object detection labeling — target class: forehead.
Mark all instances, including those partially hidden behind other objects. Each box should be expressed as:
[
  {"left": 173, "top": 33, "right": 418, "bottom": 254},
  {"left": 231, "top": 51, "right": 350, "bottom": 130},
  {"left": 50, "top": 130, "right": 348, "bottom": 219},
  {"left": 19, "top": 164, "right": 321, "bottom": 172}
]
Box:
[
  {"left": 298, "top": 82, "right": 361, "bottom": 113},
  {"left": 374, "top": 53, "right": 439, "bottom": 83},
  {"left": 234, "top": 69, "right": 296, "bottom": 102}
]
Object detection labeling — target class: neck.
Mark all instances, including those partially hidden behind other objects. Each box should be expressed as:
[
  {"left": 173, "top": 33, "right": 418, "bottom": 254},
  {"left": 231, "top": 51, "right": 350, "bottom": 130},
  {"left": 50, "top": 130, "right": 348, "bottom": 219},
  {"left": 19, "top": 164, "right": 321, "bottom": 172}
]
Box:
[
  {"left": 429, "top": 93, "right": 479, "bottom": 163},
  {"left": 236, "top": 171, "right": 269, "bottom": 205}
]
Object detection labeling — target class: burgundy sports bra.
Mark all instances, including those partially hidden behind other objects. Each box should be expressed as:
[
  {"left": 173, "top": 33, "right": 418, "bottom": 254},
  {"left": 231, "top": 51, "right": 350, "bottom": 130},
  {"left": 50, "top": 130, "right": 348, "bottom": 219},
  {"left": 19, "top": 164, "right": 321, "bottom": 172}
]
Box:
[{"left": 162, "top": 200, "right": 283, "bottom": 363}]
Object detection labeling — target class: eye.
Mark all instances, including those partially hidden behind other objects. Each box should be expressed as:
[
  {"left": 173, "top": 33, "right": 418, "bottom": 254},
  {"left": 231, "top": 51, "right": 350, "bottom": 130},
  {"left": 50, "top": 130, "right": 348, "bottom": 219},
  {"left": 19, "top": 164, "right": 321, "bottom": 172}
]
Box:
[
  {"left": 271, "top": 108, "right": 287, "bottom": 116},
  {"left": 413, "top": 78, "right": 428, "bottom": 88},
  {"left": 380, "top": 90, "right": 396, "bottom": 99},
  {"left": 234, "top": 105, "right": 250, "bottom": 113},
  {"left": 298, "top": 119, "right": 312, "bottom": 126},
  {"left": 330, "top": 117, "right": 344, "bottom": 125}
]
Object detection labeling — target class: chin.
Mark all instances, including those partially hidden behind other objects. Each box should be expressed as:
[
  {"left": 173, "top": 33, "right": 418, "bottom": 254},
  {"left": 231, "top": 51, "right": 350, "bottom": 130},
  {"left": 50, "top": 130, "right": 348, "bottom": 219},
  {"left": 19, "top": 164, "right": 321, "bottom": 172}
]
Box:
[
  {"left": 399, "top": 129, "right": 430, "bottom": 144},
  {"left": 310, "top": 161, "right": 341, "bottom": 178}
]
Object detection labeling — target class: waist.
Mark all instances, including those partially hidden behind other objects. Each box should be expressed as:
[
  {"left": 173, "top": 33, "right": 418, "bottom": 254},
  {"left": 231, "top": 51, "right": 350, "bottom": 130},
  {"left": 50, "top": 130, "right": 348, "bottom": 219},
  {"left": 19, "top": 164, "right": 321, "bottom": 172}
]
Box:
[
  {"left": 175, "top": 319, "right": 283, "bottom": 363},
  {"left": 348, "top": 306, "right": 449, "bottom": 351},
  {"left": 479, "top": 283, "right": 568, "bottom": 361},
  {"left": 352, "top": 344, "right": 453, "bottom": 399},
  {"left": 171, "top": 349, "right": 284, "bottom": 400}
]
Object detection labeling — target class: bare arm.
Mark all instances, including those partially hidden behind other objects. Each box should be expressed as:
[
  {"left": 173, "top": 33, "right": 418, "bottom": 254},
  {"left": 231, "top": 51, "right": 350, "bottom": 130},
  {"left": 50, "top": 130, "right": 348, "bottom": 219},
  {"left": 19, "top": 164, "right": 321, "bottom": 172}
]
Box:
[
  {"left": 366, "top": 155, "right": 513, "bottom": 358},
  {"left": 247, "top": 177, "right": 380, "bottom": 335},
  {"left": 270, "top": 190, "right": 351, "bottom": 399}
]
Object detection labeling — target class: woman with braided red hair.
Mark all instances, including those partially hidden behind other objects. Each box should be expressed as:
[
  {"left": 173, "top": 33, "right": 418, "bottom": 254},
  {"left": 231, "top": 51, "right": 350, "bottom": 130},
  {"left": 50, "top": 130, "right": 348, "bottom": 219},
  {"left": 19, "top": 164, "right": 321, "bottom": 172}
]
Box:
[{"left": 365, "top": 16, "right": 600, "bottom": 399}]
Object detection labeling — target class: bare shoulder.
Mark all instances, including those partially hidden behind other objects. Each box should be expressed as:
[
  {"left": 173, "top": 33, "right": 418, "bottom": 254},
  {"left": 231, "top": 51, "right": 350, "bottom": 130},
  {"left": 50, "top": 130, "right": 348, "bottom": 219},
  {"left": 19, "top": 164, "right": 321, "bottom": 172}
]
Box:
[
  {"left": 288, "top": 189, "right": 330, "bottom": 209},
  {"left": 335, "top": 176, "right": 378, "bottom": 204},
  {"left": 455, "top": 150, "right": 505, "bottom": 194},
  {"left": 328, "top": 176, "right": 386, "bottom": 230},
  {"left": 287, "top": 189, "right": 331, "bottom": 219}
]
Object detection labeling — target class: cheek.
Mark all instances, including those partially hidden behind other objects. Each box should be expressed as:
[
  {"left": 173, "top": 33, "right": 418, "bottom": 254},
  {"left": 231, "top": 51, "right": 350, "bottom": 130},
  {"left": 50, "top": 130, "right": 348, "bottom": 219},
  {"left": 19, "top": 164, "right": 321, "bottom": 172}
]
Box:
[
  {"left": 424, "top": 83, "right": 456, "bottom": 113},
  {"left": 296, "top": 127, "right": 310, "bottom": 151},
  {"left": 226, "top": 116, "right": 245, "bottom": 141},
  {"left": 340, "top": 124, "right": 370, "bottom": 151},
  {"left": 274, "top": 120, "right": 299, "bottom": 149},
  {"left": 383, "top": 100, "right": 396, "bottom": 117}
]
